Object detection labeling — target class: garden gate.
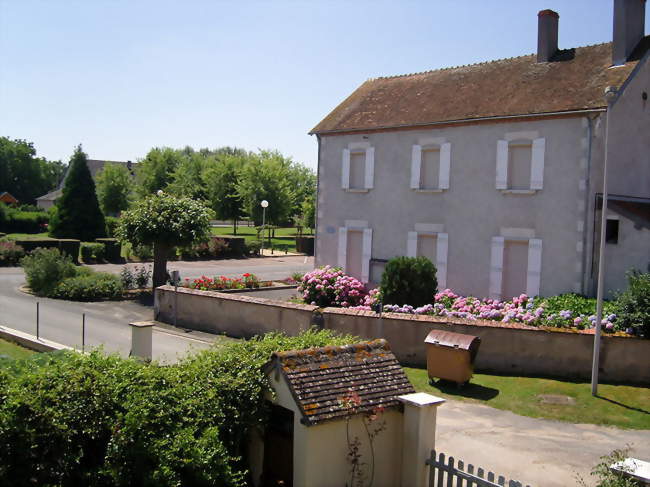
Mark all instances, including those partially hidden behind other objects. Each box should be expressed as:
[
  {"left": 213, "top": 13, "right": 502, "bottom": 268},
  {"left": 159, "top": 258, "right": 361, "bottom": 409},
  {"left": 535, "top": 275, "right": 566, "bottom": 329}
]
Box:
[{"left": 427, "top": 450, "right": 532, "bottom": 487}]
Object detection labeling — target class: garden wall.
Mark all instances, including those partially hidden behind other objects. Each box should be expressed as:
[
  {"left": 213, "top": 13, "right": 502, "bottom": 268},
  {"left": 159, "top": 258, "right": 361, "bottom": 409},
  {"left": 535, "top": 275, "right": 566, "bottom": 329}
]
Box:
[
  {"left": 155, "top": 285, "right": 317, "bottom": 338},
  {"left": 154, "top": 287, "right": 650, "bottom": 384}
]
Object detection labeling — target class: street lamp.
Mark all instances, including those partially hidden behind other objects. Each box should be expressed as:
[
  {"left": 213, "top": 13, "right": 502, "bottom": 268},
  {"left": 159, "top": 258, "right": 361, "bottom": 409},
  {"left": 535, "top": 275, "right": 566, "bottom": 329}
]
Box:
[
  {"left": 261, "top": 200, "right": 269, "bottom": 253},
  {"left": 591, "top": 85, "right": 618, "bottom": 396}
]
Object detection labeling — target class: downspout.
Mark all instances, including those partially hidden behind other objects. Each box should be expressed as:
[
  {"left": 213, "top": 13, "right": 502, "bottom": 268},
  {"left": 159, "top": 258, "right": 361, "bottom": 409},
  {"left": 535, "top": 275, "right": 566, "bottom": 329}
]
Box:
[
  {"left": 314, "top": 134, "right": 322, "bottom": 265},
  {"left": 581, "top": 115, "right": 594, "bottom": 295}
]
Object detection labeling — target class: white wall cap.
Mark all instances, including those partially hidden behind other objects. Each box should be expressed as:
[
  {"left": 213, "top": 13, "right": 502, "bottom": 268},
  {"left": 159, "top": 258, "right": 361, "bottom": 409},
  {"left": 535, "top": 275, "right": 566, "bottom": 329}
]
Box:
[{"left": 398, "top": 392, "right": 446, "bottom": 408}]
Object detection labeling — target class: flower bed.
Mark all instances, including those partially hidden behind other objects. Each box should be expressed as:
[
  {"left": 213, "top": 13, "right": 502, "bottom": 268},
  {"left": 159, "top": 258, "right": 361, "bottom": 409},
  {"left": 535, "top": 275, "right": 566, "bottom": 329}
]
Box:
[{"left": 184, "top": 273, "right": 272, "bottom": 291}]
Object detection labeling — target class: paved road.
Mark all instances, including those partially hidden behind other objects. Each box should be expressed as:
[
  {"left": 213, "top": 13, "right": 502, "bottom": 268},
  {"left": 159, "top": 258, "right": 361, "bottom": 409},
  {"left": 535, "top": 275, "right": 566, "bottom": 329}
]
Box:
[{"left": 0, "top": 256, "right": 314, "bottom": 362}]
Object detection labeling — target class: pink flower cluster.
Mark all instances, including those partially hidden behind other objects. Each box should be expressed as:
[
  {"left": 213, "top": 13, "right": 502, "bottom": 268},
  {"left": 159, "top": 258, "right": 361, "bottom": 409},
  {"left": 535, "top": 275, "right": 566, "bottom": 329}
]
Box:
[{"left": 298, "top": 265, "right": 366, "bottom": 308}]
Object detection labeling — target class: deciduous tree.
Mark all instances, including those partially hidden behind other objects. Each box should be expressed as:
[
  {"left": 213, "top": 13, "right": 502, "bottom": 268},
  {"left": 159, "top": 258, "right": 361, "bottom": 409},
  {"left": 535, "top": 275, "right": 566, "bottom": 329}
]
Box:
[{"left": 95, "top": 163, "right": 132, "bottom": 215}]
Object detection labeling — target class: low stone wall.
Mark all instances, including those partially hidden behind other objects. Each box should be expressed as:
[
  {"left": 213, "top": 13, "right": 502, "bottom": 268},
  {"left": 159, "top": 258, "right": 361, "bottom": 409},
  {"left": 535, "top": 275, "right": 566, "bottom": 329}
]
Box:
[
  {"left": 155, "top": 285, "right": 317, "bottom": 338},
  {"left": 153, "top": 287, "right": 650, "bottom": 384},
  {"left": 321, "top": 308, "right": 650, "bottom": 384},
  {"left": 0, "top": 326, "right": 74, "bottom": 353}
]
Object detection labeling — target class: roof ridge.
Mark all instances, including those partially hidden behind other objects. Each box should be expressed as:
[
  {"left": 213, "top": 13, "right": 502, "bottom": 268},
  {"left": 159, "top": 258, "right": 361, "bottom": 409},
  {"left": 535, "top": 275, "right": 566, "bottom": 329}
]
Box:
[{"left": 369, "top": 41, "right": 613, "bottom": 82}]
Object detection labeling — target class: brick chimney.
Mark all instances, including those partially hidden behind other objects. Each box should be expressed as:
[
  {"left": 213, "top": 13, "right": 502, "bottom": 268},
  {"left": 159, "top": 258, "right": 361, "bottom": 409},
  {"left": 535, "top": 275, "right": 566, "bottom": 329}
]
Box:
[
  {"left": 537, "top": 9, "right": 559, "bottom": 63},
  {"left": 612, "top": 0, "right": 646, "bottom": 65}
]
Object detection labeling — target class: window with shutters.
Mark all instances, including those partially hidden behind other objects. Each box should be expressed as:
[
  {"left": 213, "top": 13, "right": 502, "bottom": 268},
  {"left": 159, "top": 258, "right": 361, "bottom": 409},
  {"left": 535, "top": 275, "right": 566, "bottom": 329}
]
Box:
[
  {"left": 489, "top": 235, "right": 542, "bottom": 300},
  {"left": 496, "top": 137, "right": 545, "bottom": 193},
  {"left": 410, "top": 142, "right": 451, "bottom": 191},
  {"left": 342, "top": 145, "right": 375, "bottom": 192}
]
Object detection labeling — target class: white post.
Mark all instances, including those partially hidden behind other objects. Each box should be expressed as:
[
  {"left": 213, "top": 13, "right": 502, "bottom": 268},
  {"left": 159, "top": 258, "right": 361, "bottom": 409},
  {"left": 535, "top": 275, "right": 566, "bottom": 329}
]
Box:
[
  {"left": 592, "top": 86, "right": 617, "bottom": 396},
  {"left": 130, "top": 321, "right": 154, "bottom": 361},
  {"left": 398, "top": 392, "right": 445, "bottom": 487}
]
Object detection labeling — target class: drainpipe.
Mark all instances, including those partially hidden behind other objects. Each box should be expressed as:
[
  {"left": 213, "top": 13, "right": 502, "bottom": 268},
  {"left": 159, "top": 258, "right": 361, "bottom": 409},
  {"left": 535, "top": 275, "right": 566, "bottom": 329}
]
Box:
[{"left": 581, "top": 116, "right": 594, "bottom": 294}]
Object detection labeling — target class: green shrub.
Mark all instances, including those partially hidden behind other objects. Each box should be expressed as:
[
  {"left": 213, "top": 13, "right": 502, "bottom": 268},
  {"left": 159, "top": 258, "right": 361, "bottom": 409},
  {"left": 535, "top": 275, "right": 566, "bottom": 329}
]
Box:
[
  {"left": 0, "top": 241, "right": 25, "bottom": 266},
  {"left": 105, "top": 216, "right": 120, "bottom": 237},
  {"left": 246, "top": 239, "right": 263, "bottom": 256},
  {"left": 380, "top": 256, "right": 438, "bottom": 307},
  {"left": 80, "top": 242, "right": 105, "bottom": 262},
  {"left": 51, "top": 271, "right": 123, "bottom": 301},
  {"left": 21, "top": 248, "right": 76, "bottom": 295},
  {"left": 1, "top": 210, "right": 48, "bottom": 233},
  {"left": 540, "top": 293, "right": 619, "bottom": 318},
  {"left": 616, "top": 271, "right": 650, "bottom": 338},
  {"left": 0, "top": 329, "right": 356, "bottom": 486},
  {"left": 96, "top": 237, "right": 121, "bottom": 262},
  {"left": 132, "top": 244, "right": 153, "bottom": 261}
]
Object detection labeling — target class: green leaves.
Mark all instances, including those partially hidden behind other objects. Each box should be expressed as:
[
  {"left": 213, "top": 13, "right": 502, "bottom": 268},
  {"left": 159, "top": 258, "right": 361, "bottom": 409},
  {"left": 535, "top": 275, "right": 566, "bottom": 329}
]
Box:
[
  {"left": 95, "top": 163, "right": 132, "bottom": 216},
  {"left": 380, "top": 256, "right": 438, "bottom": 307}
]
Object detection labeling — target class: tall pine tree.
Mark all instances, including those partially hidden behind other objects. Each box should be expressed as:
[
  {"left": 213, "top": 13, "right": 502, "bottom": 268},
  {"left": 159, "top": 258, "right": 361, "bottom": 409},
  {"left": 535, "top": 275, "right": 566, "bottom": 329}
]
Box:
[{"left": 49, "top": 146, "right": 106, "bottom": 240}]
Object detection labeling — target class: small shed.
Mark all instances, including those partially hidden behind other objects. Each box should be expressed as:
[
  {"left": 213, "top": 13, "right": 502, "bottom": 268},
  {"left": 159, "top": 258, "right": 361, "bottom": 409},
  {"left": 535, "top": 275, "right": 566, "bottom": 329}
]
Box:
[
  {"left": 252, "top": 339, "right": 444, "bottom": 487},
  {"left": 0, "top": 192, "right": 18, "bottom": 206}
]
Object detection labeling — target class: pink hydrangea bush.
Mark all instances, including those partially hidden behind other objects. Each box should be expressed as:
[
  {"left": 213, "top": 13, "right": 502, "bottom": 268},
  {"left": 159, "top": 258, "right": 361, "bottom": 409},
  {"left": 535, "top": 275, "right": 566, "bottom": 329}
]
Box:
[{"left": 298, "top": 265, "right": 366, "bottom": 308}]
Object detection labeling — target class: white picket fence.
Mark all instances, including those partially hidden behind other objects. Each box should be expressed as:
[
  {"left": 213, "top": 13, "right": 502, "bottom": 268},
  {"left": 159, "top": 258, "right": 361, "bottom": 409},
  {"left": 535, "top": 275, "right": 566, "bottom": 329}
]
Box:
[{"left": 427, "top": 450, "right": 532, "bottom": 487}]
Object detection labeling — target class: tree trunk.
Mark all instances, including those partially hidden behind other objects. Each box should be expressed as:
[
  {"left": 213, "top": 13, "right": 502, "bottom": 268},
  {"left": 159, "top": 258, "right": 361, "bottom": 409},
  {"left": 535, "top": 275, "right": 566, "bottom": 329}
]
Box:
[
  {"left": 233, "top": 217, "right": 237, "bottom": 235},
  {"left": 153, "top": 242, "right": 170, "bottom": 288}
]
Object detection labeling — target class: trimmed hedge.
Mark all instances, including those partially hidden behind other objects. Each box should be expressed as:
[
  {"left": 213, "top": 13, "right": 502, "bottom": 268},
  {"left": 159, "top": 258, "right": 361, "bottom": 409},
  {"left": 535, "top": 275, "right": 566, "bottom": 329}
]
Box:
[
  {"left": 80, "top": 242, "right": 105, "bottom": 263},
  {"left": 51, "top": 272, "right": 123, "bottom": 301},
  {"left": 295, "top": 236, "right": 314, "bottom": 255},
  {"left": 14, "top": 238, "right": 80, "bottom": 264},
  {"left": 96, "top": 238, "right": 121, "bottom": 262},
  {"left": 0, "top": 210, "right": 48, "bottom": 233}
]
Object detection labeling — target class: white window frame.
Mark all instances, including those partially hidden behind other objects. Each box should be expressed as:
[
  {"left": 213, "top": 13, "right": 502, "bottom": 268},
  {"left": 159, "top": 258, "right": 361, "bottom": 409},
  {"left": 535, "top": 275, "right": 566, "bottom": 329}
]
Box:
[
  {"left": 406, "top": 223, "right": 448, "bottom": 289},
  {"left": 496, "top": 132, "right": 545, "bottom": 193},
  {"left": 410, "top": 138, "right": 451, "bottom": 192},
  {"left": 342, "top": 142, "right": 374, "bottom": 192},
  {"left": 489, "top": 231, "right": 542, "bottom": 300},
  {"left": 337, "top": 220, "right": 372, "bottom": 283}
]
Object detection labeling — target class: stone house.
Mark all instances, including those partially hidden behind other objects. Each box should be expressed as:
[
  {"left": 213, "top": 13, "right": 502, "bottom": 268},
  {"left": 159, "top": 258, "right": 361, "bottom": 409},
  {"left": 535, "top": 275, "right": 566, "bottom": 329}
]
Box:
[
  {"left": 310, "top": 0, "right": 650, "bottom": 299},
  {"left": 249, "top": 339, "right": 444, "bottom": 487}
]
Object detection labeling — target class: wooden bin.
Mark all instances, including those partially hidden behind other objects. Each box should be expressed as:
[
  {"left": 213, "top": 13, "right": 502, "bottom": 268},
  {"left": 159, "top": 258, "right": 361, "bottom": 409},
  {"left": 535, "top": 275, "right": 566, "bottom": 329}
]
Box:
[{"left": 424, "top": 330, "right": 481, "bottom": 385}]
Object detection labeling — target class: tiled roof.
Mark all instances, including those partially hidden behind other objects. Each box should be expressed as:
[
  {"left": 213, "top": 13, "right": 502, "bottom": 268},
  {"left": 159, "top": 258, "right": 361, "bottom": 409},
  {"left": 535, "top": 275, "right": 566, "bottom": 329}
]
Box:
[
  {"left": 311, "top": 39, "right": 649, "bottom": 134},
  {"left": 267, "top": 339, "right": 414, "bottom": 426}
]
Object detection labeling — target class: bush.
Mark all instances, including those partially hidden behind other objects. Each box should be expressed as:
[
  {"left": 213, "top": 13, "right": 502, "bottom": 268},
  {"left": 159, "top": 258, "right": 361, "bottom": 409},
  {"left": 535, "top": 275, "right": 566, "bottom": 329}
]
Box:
[
  {"left": 51, "top": 272, "right": 123, "bottom": 301},
  {"left": 96, "top": 238, "right": 121, "bottom": 262},
  {"left": 0, "top": 241, "right": 25, "bottom": 266},
  {"left": 134, "top": 265, "right": 152, "bottom": 288},
  {"left": 105, "top": 216, "right": 120, "bottom": 237},
  {"left": 246, "top": 239, "right": 262, "bottom": 256},
  {"left": 80, "top": 242, "right": 105, "bottom": 262},
  {"left": 1, "top": 210, "right": 49, "bottom": 233},
  {"left": 298, "top": 265, "right": 366, "bottom": 307},
  {"left": 21, "top": 248, "right": 76, "bottom": 295},
  {"left": 616, "top": 271, "right": 650, "bottom": 338},
  {"left": 120, "top": 266, "right": 135, "bottom": 289},
  {"left": 0, "top": 329, "right": 356, "bottom": 486},
  {"left": 132, "top": 244, "right": 153, "bottom": 261},
  {"left": 380, "top": 256, "right": 438, "bottom": 307},
  {"left": 209, "top": 237, "right": 230, "bottom": 257}
]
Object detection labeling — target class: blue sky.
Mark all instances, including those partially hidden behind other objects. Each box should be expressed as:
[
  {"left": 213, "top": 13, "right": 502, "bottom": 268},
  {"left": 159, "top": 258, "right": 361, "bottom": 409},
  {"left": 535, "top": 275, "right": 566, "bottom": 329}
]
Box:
[{"left": 1, "top": 1, "right": 647, "bottom": 169}]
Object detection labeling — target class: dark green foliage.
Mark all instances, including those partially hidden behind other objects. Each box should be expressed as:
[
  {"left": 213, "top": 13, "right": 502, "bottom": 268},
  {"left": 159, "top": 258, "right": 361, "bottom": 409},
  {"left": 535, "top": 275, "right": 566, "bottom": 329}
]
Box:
[
  {"left": 96, "top": 238, "right": 121, "bottom": 262},
  {"left": 80, "top": 242, "right": 105, "bottom": 262},
  {"left": 104, "top": 216, "right": 120, "bottom": 237},
  {"left": 21, "top": 248, "right": 76, "bottom": 295},
  {"left": 95, "top": 163, "right": 132, "bottom": 215},
  {"left": 246, "top": 240, "right": 263, "bottom": 256},
  {"left": 0, "top": 203, "right": 7, "bottom": 227},
  {"left": 50, "top": 272, "right": 123, "bottom": 301},
  {"left": 49, "top": 146, "right": 106, "bottom": 241},
  {"left": 132, "top": 244, "right": 153, "bottom": 261},
  {"left": 539, "top": 293, "right": 619, "bottom": 318},
  {"left": 0, "top": 329, "right": 356, "bottom": 486},
  {"left": 204, "top": 154, "right": 244, "bottom": 231},
  {"left": 14, "top": 238, "right": 80, "bottom": 263},
  {"left": 0, "top": 209, "right": 49, "bottom": 233},
  {"left": 56, "top": 239, "right": 80, "bottom": 264},
  {"left": 380, "top": 256, "right": 438, "bottom": 307},
  {"left": 295, "top": 236, "right": 314, "bottom": 255},
  {"left": 616, "top": 271, "right": 650, "bottom": 338},
  {"left": 0, "top": 241, "right": 25, "bottom": 266},
  {"left": 134, "top": 147, "right": 183, "bottom": 198},
  {"left": 0, "top": 136, "right": 65, "bottom": 204}
]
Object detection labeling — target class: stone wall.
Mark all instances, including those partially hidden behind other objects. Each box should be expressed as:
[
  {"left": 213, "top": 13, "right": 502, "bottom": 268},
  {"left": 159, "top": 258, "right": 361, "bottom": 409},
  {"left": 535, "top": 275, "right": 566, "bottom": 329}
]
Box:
[{"left": 154, "top": 286, "right": 650, "bottom": 384}]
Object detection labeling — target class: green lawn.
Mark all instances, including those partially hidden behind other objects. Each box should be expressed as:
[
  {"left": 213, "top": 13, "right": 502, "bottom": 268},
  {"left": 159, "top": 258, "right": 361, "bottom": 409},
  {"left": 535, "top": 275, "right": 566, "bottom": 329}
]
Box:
[
  {"left": 2, "top": 232, "right": 51, "bottom": 240},
  {"left": 405, "top": 367, "right": 650, "bottom": 429},
  {"left": 211, "top": 225, "right": 312, "bottom": 253},
  {"left": 0, "top": 339, "right": 35, "bottom": 361}
]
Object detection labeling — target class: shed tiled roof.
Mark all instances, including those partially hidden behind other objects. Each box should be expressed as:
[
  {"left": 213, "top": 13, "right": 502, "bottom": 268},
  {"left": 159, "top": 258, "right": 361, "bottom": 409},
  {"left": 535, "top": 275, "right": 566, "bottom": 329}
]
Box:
[
  {"left": 267, "top": 339, "right": 414, "bottom": 426},
  {"left": 311, "top": 39, "right": 649, "bottom": 134}
]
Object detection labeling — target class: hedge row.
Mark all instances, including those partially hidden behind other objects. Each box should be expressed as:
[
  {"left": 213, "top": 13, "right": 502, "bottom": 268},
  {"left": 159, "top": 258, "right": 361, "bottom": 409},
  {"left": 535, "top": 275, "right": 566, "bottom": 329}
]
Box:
[{"left": 0, "top": 210, "right": 49, "bottom": 233}]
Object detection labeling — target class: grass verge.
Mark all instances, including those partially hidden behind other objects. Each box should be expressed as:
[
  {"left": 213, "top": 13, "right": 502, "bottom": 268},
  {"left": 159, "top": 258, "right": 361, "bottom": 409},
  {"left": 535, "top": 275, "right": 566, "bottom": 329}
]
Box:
[
  {"left": 405, "top": 367, "right": 650, "bottom": 429},
  {"left": 0, "top": 338, "right": 35, "bottom": 361},
  {"left": 211, "top": 226, "right": 312, "bottom": 253}
]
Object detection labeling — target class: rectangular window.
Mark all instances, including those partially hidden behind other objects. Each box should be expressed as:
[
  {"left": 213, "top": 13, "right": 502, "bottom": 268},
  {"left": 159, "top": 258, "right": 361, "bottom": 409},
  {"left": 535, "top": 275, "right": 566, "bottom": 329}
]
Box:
[
  {"left": 416, "top": 234, "right": 437, "bottom": 264},
  {"left": 508, "top": 143, "right": 532, "bottom": 190},
  {"left": 606, "top": 219, "right": 619, "bottom": 244},
  {"left": 420, "top": 149, "right": 440, "bottom": 190},
  {"left": 502, "top": 240, "right": 528, "bottom": 299},
  {"left": 349, "top": 151, "right": 366, "bottom": 189},
  {"left": 345, "top": 229, "right": 364, "bottom": 280}
]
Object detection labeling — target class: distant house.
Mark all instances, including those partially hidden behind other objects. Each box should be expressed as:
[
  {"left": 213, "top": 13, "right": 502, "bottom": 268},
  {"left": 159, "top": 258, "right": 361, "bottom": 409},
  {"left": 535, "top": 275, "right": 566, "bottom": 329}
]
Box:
[
  {"left": 36, "top": 159, "right": 137, "bottom": 210},
  {"left": 311, "top": 1, "right": 650, "bottom": 298},
  {"left": 0, "top": 192, "right": 19, "bottom": 206}
]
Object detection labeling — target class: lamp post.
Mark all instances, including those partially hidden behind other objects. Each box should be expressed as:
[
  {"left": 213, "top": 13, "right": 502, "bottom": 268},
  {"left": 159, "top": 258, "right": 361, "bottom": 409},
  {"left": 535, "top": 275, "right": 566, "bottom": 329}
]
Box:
[
  {"left": 591, "top": 85, "right": 618, "bottom": 396},
  {"left": 261, "top": 200, "right": 269, "bottom": 254}
]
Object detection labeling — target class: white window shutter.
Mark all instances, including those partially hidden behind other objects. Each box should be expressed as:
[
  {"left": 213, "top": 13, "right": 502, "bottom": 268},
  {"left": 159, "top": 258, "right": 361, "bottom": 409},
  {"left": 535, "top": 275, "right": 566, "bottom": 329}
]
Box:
[
  {"left": 364, "top": 147, "right": 375, "bottom": 189},
  {"left": 361, "top": 228, "right": 373, "bottom": 283},
  {"left": 526, "top": 238, "right": 543, "bottom": 296},
  {"left": 439, "top": 143, "right": 451, "bottom": 189},
  {"left": 436, "top": 233, "right": 449, "bottom": 290},
  {"left": 489, "top": 236, "right": 505, "bottom": 300},
  {"left": 341, "top": 149, "right": 350, "bottom": 189},
  {"left": 337, "top": 227, "right": 347, "bottom": 269},
  {"left": 410, "top": 145, "right": 422, "bottom": 189},
  {"left": 496, "top": 140, "right": 508, "bottom": 189},
  {"left": 406, "top": 231, "right": 417, "bottom": 257},
  {"left": 530, "top": 138, "right": 545, "bottom": 190}
]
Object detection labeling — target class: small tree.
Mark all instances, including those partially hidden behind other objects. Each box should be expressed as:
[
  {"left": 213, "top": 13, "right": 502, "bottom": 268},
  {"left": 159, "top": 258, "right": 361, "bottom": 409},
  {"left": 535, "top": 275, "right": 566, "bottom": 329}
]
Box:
[
  {"left": 380, "top": 256, "right": 438, "bottom": 307},
  {"left": 95, "top": 163, "right": 132, "bottom": 216},
  {"left": 203, "top": 155, "right": 244, "bottom": 234},
  {"left": 117, "top": 192, "right": 212, "bottom": 287},
  {"left": 49, "top": 146, "right": 106, "bottom": 241}
]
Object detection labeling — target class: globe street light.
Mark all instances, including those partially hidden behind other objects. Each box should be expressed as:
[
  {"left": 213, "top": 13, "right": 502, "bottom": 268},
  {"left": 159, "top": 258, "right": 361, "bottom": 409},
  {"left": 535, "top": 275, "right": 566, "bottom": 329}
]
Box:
[{"left": 261, "top": 200, "right": 269, "bottom": 253}]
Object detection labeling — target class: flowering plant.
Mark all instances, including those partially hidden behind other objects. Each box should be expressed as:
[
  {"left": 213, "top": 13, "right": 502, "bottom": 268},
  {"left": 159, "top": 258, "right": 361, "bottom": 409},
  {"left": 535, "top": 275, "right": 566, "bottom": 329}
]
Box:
[{"left": 298, "top": 265, "right": 366, "bottom": 307}]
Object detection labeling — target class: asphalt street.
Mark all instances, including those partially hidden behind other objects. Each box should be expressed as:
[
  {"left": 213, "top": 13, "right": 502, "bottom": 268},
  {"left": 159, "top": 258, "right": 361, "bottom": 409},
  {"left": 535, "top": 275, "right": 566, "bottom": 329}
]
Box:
[{"left": 0, "top": 256, "right": 314, "bottom": 362}]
